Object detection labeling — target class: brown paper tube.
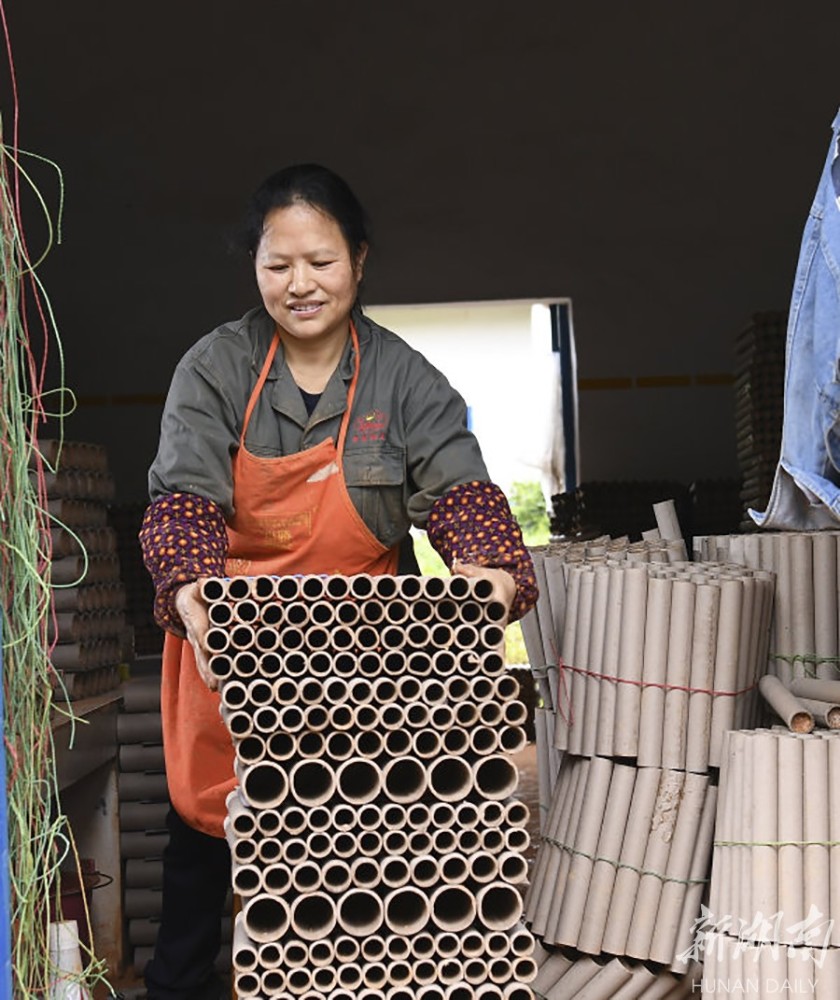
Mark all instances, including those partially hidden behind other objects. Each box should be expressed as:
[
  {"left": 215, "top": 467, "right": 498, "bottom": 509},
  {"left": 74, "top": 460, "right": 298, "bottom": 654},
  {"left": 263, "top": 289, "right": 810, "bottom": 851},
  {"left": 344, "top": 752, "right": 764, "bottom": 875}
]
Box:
[
  {"left": 578, "top": 565, "right": 608, "bottom": 758},
  {"left": 708, "top": 731, "right": 739, "bottom": 920},
  {"left": 231, "top": 913, "right": 257, "bottom": 973},
  {"left": 335, "top": 887, "right": 384, "bottom": 938},
  {"left": 812, "top": 532, "right": 839, "bottom": 680},
  {"left": 637, "top": 574, "right": 673, "bottom": 768},
  {"left": 554, "top": 565, "right": 582, "bottom": 751},
  {"left": 576, "top": 761, "right": 637, "bottom": 955},
  {"left": 647, "top": 771, "right": 709, "bottom": 964},
  {"left": 625, "top": 769, "right": 687, "bottom": 960},
  {"left": 289, "top": 758, "right": 336, "bottom": 806},
  {"left": 790, "top": 676, "right": 840, "bottom": 704},
  {"left": 826, "top": 737, "right": 840, "bottom": 948},
  {"left": 381, "top": 886, "right": 431, "bottom": 936},
  {"left": 789, "top": 533, "right": 816, "bottom": 684},
  {"left": 685, "top": 581, "right": 721, "bottom": 773},
  {"left": 797, "top": 697, "right": 840, "bottom": 728},
  {"left": 258, "top": 600, "right": 283, "bottom": 627},
  {"left": 525, "top": 759, "right": 576, "bottom": 927},
  {"left": 472, "top": 755, "right": 518, "bottom": 800},
  {"left": 541, "top": 756, "right": 592, "bottom": 940},
  {"left": 614, "top": 565, "right": 649, "bottom": 757},
  {"left": 475, "top": 883, "right": 524, "bottom": 932},
  {"left": 550, "top": 754, "right": 614, "bottom": 947},
  {"left": 542, "top": 955, "right": 602, "bottom": 999},
  {"left": 592, "top": 565, "right": 624, "bottom": 758},
  {"left": 770, "top": 533, "right": 793, "bottom": 685},
  {"left": 231, "top": 598, "right": 260, "bottom": 625},
  {"left": 529, "top": 759, "right": 584, "bottom": 934},
  {"left": 760, "top": 674, "right": 814, "bottom": 733},
  {"left": 199, "top": 576, "right": 228, "bottom": 602},
  {"left": 571, "top": 959, "right": 635, "bottom": 1000},
  {"left": 773, "top": 732, "right": 804, "bottom": 943},
  {"left": 337, "top": 962, "right": 363, "bottom": 990},
  {"left": 730, "top": 576, "right": 756, "bottom": 729},
  {"left": 236, "top": 759, "right": 289, "bottom": 809},
  {"left": 568, "top": 567, "right": 595, "bottom": 757},
  {"left": 802, "top": 735, "right": 831, "bottom": 943},
  {"left": 383, "top": 756, "right": 428, "bottom": 803},
  {"left": 243, "top": 893, "right": 290, "bottom": 943},
  {"left": 430, "top": 884, "right": 476, "bottom": 932},
  {"left": 334, "top": 757, "right": 381, "bottom": 804},
  {"left": 661, "top": 578, "right": 695, "bottom": 770},
  {"left": 601, "top": 765, "right": 662, "bottom": 955},
  {"left": 708, "top": 577, "right": 744, "bottom": 768},
  {"left": 529, "top": 947, "right": 575, "bottom": 994},
  {"left": 669, "top": 784, "right": 718, "bottom": 972}
]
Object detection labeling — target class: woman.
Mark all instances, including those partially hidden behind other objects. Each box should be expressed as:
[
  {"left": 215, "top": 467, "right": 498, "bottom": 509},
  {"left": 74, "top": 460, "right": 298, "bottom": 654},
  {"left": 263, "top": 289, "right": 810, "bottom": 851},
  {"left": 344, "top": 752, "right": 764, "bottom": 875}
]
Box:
[{"left": 139, "top": 163, "right": 537, "bottom": 1000}]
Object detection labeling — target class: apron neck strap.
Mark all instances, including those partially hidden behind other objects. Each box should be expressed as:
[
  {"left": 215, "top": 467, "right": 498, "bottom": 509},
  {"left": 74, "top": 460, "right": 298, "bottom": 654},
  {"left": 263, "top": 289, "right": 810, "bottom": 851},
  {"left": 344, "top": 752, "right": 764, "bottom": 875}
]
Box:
[{"left": 240, "top": 322, "right": 361, "bottom": 451}]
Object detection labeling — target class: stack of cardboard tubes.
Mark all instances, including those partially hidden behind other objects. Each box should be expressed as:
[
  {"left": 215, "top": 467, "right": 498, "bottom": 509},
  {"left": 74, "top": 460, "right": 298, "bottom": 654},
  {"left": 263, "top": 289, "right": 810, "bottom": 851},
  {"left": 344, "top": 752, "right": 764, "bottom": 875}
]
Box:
[
  {"left": 202, "top": 571, "right": 535, "bottom": 1000},
  {"left": 520, "top": 515, "right": 776, "bottom": 998},
  {"left": 696, "top": 531, "right": 840, "bottom": 687},
  {"left": 700, "top": 725, "right": 840, "bottom": 998}
]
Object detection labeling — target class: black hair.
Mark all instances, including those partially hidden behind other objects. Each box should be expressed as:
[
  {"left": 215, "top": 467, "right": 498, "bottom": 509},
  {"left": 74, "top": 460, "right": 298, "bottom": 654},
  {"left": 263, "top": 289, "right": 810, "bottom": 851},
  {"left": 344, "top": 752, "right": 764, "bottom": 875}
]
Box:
[{"left": 240, "top": 163, "right": 370, "bottom": 261}]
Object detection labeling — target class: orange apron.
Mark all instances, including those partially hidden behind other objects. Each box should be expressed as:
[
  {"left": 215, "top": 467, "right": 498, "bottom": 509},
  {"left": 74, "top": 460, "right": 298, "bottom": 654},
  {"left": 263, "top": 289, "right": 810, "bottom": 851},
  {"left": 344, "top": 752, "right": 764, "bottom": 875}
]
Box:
[{"left": 161, "top": 324, "right": 399, "bottom": 836}]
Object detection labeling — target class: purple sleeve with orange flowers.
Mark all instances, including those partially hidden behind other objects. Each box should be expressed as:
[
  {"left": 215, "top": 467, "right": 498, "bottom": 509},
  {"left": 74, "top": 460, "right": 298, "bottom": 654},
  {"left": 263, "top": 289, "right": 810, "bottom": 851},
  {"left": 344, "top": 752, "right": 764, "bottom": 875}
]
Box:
[
  {"left": 138, "top": 492, "right": 228, "bottom": 636},
  {"left": 426, "top": 480, "right": 538, "bottom": 622}
]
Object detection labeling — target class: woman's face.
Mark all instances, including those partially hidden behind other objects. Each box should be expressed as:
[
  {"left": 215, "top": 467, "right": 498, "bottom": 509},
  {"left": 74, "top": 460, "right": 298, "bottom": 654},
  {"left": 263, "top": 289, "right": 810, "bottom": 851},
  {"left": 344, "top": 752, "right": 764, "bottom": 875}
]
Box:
[{"left": 254, "top": 201, "right": 365, "bottom": 348}]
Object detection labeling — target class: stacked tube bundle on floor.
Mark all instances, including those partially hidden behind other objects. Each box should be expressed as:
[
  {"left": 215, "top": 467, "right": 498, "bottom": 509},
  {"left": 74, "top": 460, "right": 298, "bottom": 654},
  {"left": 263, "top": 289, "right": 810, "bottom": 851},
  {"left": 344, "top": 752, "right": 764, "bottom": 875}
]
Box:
[
  {"left": 696, "top": 531, "right": 840, "bottom": 687},
  {"left": 520, "top": 520, "right": 776, "bottom": 998},
  {"left": 699, "top": 726, "right": 840, "bottom": 998},
  {"left": 204, "top": 571, "right": 536, "bottom": 1000}
]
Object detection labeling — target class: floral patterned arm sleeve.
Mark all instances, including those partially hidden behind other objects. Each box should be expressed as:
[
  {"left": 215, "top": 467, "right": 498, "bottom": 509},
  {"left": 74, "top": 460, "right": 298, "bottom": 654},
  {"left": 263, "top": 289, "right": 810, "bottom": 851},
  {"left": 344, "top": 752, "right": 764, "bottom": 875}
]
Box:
[
  {"left": 425, "top": 480, "right": 538, "bottom": 622},
  {"left": 139, "top": 492, "right": 229, "bottom": 637}
]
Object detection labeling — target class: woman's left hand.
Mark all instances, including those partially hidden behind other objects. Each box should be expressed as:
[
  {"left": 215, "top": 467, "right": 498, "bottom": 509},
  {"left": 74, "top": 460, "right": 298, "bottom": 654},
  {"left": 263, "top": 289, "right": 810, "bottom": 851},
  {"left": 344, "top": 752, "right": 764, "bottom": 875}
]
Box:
[{"left": 451, "top": 561, "right": 516, "bottom": 625}]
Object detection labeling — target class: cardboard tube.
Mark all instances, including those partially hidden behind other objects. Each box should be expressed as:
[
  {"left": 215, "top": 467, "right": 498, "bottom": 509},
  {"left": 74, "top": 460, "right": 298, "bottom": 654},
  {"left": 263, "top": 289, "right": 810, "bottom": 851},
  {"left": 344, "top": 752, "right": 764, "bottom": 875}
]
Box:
[
  {"left": 236, "top": 760, "right": 289, "bottom": 809},
  {"left": 647, "top": 771, "right": 709, "bottom": 964},
  {"left": 243, "top": 893, "right": 291, "bottom": 943},
  {"left": 431, "top": 885, "right": 477, "bottom": 932},
  {"left": 529, "top": 759, "right": 583, "bottom": 934},
  {"left": 625, "top": 769, "right": 687, "bottom": 960},
  {"left": 601, "top": 765, "right": 662, "bottom": 955},
  {"left": 383, "top": 756, "right": 427, "bottom": 803},
  {"left": 776, "top": 732, "right": 804, "bottom": 942},
  {"left": 554, "top": 564, "right": 582, "bottom": 751},
  {"left": 637, "top": 574, "right": 673, "bottom": 768},
  {"left": 472, "top": 756, "right": 518, "bottom": 800},
  {"left": 760, "top": 674, "right": 814, "bottom": 733},
  {"left": 384, "top": 886, "right": 431, "bottom": 935},
  {"left": 798, "top": 697, "right": 840, "bottom": 728},
  {"left": 543, "top": 955, "right": 602, "bottom": 999},
  {"left": 790, "top": 676, "right": 840, "bottom": 703},
  {"left": 551, "top": 754, "right": 614, "bottom": 946},
  {"left": 660, "top": 578, "right": 695, "bottom": 770},
  {"left": 593, "top": 565, "right": 624, "bottom": 758},
  {"left": 669, "top": 784, "right": 718, "bottom": 972},
  {"left": 812, "top": 532, "right": 839, "bottom": 680},
  {"left": 708, "top": 577, "right": 744, "bottom": 768},
  {"left": 568, "top": 567, "right": 595, "bottom": 756},
  {"left": 614, "top": 565, "right": 649, "bottom": 757},
  {"left": 803, "top": 735, "right": 831, "bottom": 941},
  {"left": 290, "top": 758, "right": 336, "bottom": 806},
  {"left": 685, "top": 581, "right": 720, "bottom": 773},
  {"left": 576, "top": 762, "right": 639, "bottom": 955}
]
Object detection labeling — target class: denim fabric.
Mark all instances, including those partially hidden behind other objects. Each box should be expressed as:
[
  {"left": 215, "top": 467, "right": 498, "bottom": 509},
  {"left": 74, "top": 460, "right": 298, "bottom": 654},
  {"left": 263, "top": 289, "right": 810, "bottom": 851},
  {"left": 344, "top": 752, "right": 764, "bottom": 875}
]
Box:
[{"left": 751, "top": 108, "right": 840, "bottom": 529}]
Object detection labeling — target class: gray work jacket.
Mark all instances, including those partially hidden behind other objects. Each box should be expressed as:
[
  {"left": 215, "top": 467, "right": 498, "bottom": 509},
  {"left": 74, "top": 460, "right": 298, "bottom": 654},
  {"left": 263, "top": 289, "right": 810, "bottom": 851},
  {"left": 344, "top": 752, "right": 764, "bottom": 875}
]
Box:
[{"left": 148, "top": 307, "right": 489, "bottom": 549}]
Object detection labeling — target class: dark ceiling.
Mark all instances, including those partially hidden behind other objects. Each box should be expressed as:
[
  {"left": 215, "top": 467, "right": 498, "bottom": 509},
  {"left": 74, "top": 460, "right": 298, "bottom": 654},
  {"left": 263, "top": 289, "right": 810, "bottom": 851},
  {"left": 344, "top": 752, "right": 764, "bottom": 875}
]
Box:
[{"left": 3, "top": 2, "right": 840, "bottom": 492}]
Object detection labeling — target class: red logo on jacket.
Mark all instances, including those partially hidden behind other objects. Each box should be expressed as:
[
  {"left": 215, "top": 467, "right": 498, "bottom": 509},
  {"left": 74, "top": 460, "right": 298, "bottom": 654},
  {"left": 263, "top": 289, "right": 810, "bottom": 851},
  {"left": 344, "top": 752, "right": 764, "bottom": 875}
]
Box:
[{"left": 352, "top": 409, "right": 388, "bottom": 444}]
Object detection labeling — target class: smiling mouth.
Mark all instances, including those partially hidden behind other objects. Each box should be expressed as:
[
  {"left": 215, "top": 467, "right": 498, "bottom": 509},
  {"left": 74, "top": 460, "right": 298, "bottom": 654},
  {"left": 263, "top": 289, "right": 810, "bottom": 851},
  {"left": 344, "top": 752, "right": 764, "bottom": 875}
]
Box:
[{"left": 289, "top": 303, "right": 323, "bottom": 314}]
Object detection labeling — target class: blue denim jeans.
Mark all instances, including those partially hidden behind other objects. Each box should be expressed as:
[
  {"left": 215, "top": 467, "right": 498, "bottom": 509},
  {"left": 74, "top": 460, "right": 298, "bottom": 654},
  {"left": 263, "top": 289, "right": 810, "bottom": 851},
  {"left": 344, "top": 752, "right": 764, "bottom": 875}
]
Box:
[{"left": 751, "top": 108, "right": 840, "bottom": 529}]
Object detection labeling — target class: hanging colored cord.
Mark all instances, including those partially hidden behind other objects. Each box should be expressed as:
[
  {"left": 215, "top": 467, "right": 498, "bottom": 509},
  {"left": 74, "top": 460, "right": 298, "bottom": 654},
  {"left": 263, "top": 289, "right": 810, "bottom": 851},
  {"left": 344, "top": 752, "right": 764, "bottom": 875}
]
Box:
[{"left": 0, "top": 5, "right": 111, "bottom": 996}]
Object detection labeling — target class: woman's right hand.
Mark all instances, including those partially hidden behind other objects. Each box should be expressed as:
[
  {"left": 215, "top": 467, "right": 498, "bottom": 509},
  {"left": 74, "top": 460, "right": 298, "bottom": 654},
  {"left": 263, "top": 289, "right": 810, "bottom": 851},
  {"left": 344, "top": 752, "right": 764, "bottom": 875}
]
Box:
[{"left": 174, "top": 580, "right": 216, "bottom": 690}]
